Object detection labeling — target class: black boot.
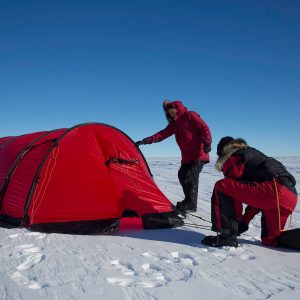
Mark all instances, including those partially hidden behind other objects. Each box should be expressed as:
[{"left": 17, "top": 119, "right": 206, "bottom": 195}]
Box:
[
  {"left": 176, "top": 200, "right": 197, "bottom": 213},
  {"left": 278, "top": 229, "right": 300, "bottom": 250},
  {"left": 201, "top": 234, "right": 238, "bottom": 248}
]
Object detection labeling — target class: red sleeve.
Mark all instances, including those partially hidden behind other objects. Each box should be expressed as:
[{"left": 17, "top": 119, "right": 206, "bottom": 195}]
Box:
[
  {"left": 222, "top": 155, "right": 245, "bottom": 179},
  {"left": 242, "top": 206, "right": 261, "bottom": 225},
  {"left": 189, "top": 112, "right": 212, "bottom": 146},
  {"left": 144, "top": 123, "right": 175, "bottom": 144}
]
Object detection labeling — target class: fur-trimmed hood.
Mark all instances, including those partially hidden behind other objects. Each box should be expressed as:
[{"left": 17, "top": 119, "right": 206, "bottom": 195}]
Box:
[
  {"left": 163, "top": 100, "right": 187, "bottom": 123},
  {"left": 215, "top": 138, "right": 248, "bottom": 172},
  {"left": 172, "top": 101, "right": 187, "bottom": 119}
]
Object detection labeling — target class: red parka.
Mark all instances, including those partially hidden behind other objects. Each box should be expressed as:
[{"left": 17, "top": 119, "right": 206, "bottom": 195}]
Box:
[{"left": 144, "top": 101, "right": 212, "bottom": 164}]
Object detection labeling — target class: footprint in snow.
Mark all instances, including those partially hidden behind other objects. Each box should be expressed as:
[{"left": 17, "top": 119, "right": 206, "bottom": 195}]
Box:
[
  {"left": 171, "top": 251, "right": 199, "bottom": 267},
  {"left": 142, "top": 263, "right": 168, "bottom": 283},
  {"left": 106, "top": 260, "right": 136, "bottom": 287},
  {"left": 107, "top": 252, "right": 198, "bottom": 288},
  {"left": 9, "top": 234, "right": 19, "bottom": 239},
  {"left": 16, "top": 253, "right": 45, "bottom": 271},
  {"left": 11, "top": 272, "right": 41, "bottom": 289},
  {"left": 206, "top": 246, "right": 256, "bottom": 261},
  {"left": 25, "top": 232, "right": 41, "bottom": 236},
  {"left": 142, "top": 252, "right": 172, "bottom": 264},
  {"left": 15, "top": 244, "right": 35, "bottom": 249},
  {"left": 22, "top": 246, "right": 42, "bottom": 254},
  {"left": 25, "top": 232, "right": 47, "bottom": 239},
  {"left": 106, "top": 277, "right": 133, "bottom": 287},
  {"left": 15, "top": 245, "right": 43, "bottom": 257},
  {"left": 107, "top": 259, "right": 169, "bottom": 288},
  {"left": 240, "top": 254, "right": 256, "bottom": 260},
  {"left": 225, "top": 247, "right": 256, "bottom": 260},
  {"left": 10, "top": 244, "right": 45, "bottom": 289},
  {"left": 110, "top": 260, "right": 136, "bottom": 276},
  {"left": 142, "top": 252, "right": 154, "bottom": 258},
  {"left": 137, "top": 281, "right": 161, "bottom": 288}
]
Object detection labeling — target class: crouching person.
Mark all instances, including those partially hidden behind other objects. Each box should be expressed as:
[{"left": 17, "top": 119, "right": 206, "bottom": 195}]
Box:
[{"left": 202, "top": 137, "right": 298, "bottom": 248}]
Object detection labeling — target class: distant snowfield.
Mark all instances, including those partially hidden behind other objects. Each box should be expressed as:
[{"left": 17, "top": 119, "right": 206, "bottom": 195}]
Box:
[{"left": 1, "top": 157, "right": 300, "bottom": 300}]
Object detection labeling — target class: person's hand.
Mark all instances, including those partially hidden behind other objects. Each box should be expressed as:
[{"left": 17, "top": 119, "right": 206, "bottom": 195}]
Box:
[
  {"left": 204, "top": 144, "right": 212, "bottom": 153},
  {"left": 135, "top": 141, "right": 143, "bottom": 147},
  {"left": 238, "top": 220, "right": 249, "bottom": 235},
  {"left": 135, "top": 139, "right": 148, "bottom": 147}
]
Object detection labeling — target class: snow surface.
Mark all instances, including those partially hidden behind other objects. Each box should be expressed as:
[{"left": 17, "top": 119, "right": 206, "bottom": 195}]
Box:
[{"left": 1, "top": 157, "right": 300, "bottom": 300}]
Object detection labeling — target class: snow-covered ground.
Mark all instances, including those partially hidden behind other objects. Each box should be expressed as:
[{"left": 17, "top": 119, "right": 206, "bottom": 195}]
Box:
[{"left": 1, "top": 157, "right": 300, "bottom": 300}]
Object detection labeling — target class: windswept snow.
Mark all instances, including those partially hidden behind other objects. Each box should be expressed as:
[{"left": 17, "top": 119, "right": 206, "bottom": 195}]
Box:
[{"left": 1, "top": 157, "right": 300, "bottom": 300}]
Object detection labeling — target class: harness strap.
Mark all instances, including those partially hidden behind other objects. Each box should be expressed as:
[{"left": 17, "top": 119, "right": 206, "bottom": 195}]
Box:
[{"left": 274, "top": 178, "right": 293, "bottom": 232}]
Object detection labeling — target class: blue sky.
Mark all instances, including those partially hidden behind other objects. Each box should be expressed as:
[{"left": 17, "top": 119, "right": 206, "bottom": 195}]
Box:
[{"left": 0, "top": 0, "right": 299, "bottom": 157}]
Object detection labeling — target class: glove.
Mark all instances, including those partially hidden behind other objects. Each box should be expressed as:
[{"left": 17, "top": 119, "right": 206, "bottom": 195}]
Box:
[
  {"left": 135, "top": 139, "right": 148, "bottom": 147},
  {"left": 135, "top": 141, "right": 143, "bottom": 147},
  {"left": 238, "top": 220, "right": 249, "bottom": 236},
  {"left": 204, "top": 144, "right": 212, "bottom": 154}
]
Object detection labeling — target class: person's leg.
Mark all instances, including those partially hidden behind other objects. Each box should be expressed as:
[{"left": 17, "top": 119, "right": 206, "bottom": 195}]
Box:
[
  {"left": 203, "top": 178, "right": 276, "bottom": 247},
  {"left": 178, "top": 163, "right": 189, "bottom": 200},
  {"left": 177, "top": 164, "right": 189, "bottom": 211},
  {"left": 202, "top": 179, "right": 244, "bottom": 247},
  {"left": 211, "top": 187, "right": 242, "bottom": 236},
  {"left": 261, "top": 184, "right": 297, "bottom": 247},
  {"left": 177, "top": 162, "right": 204, "bottom": 211},
  {"left": 206, "top": 179, "right": 297, "bottom": 247},
  {"left": 261, "top": 208, "right": 291, "bottom": 246},
  {"left": 183, "top": 162, "right": 203, "bottom": 209},
  {"left": 201, "top": 184, "right": 241, "bottom": 247},
  {"left": 210, "top": 178, "right": 272, "bottom": 236}
]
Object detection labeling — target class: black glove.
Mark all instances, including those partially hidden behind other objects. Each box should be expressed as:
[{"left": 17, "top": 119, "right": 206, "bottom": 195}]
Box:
[
  {"left": 135, "top": 139, "right": 147, "bottom": 147},
  {"left": 238, "top": 220, "right": 249, "bottom": 236},
  {"left": 204, "top": 144, "right": 212, "bottom": 154},
  {"left": 135, "top": 141, "right": 143, "bottom": 147}
]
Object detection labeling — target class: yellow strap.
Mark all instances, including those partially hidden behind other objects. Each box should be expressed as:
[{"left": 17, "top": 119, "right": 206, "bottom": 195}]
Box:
[
  {"left": 274, "top": 178, "right": 282, "bottom": 231},
  {"left": 274, "top": 178, "right": 293, "bottom": 232}
]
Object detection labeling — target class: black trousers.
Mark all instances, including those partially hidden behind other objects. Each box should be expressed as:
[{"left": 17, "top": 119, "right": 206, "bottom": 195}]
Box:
[{"left": 178, "top": 161, "right": 204, "bottom": 208}]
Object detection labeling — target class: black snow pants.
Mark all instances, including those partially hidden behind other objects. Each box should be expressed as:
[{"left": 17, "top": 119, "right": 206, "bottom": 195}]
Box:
[{"left": 178, "top": 161, "right": 204, "bottom": 210}]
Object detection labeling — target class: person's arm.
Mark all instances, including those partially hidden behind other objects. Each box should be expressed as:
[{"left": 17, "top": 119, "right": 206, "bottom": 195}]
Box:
[
  {"left": 222, "top": 155, "right": 245, "bottom": 179},
  {"left": 189, "top": 112, "right": 212, "bottom": 152},
  {"left": 139, "top": 123, "right": 175, "bottom": 145}
]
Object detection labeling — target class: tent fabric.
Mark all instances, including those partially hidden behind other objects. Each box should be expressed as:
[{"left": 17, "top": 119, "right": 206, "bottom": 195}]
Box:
[{"left": 0, "top": 123, "right": 183, "bottom": 234}]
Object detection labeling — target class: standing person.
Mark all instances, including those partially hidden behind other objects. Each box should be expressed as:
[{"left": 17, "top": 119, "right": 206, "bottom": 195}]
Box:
[
  {"left": 135, "top": 100, "right": 212, "bottom": 213},
  {"left": 202, "top": 137, "right": 298, "bottom": 248}
]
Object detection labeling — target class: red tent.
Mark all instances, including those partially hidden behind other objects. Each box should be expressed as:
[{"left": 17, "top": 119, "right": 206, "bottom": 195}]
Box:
[{"left": 0, "top": 123, "right": 183, "bottom": 234}]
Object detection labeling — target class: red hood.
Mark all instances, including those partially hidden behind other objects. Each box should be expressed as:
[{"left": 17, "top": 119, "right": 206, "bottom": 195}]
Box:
[{"left": 172, "top": 101, "right": 187, "bottom": 120}]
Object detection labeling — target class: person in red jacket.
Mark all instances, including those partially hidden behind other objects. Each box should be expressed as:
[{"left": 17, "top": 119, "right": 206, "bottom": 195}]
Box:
[
  {"left": 136, "top": 100, "right": 212, "bottom": 212},
  {"left": 202, "top": 137, "right": 298, "bottom": 248}
]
